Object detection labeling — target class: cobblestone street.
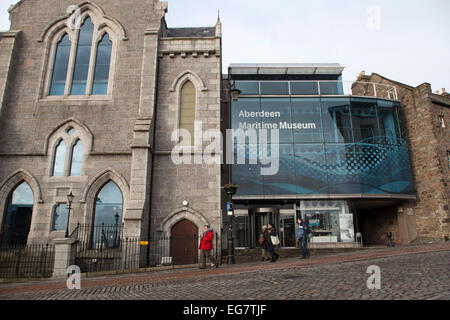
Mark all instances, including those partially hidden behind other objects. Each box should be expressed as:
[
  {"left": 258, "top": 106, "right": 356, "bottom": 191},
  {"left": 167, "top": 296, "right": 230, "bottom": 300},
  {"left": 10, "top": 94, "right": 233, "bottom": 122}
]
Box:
[{"left": 0, "top": 244, "right": 449, "bottom": 300}]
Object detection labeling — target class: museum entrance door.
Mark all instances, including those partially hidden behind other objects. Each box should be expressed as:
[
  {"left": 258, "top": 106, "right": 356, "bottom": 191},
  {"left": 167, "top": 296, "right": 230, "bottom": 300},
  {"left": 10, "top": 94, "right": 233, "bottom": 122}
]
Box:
[{"left": 250, "top": 208, "right": 279, "bottom": 248}]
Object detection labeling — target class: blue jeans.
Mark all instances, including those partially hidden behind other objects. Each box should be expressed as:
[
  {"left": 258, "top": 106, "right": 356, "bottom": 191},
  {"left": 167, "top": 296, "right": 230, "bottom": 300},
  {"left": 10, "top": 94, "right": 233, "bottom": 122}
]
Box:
[{"left": 298, "top": 237, "right": 310, "bottom": 258}]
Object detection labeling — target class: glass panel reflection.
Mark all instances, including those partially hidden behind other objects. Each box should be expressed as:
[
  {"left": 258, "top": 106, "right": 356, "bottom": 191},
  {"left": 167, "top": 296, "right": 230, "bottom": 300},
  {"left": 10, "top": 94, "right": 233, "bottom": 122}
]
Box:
[
  {"left": 321, "top": 98, "right": 352, "bottom": 143},
  {"left": 52, "top": 140, "right": 67, "bottom": 176},
  {"left": 231, "top": 96, "right": 414, "bottom": 196},
  {"left": 260, "top": 81, "right": 289, "bottom": 95},
  {"left": 93, "top": 181, "right": 123, "bottom": 246},
  {"left": 71, "top": 17, "right": 94, "bottom": 95},
  {"left": 235, "top": 81, "right": 259, "bottom": 95},
  {"left": 235, "top": 216, "right": 249, "bottom": 248},
  {"left": 52, "top": 204, "right": 68, "bottom": 231},
  {"left": 70, "top": 140, "right": 83, "bottom": 176},
  {"left": 290, "top": 81, "right": 318, "bottom": 95},
  {"left": 49, "top": 34, "right": 71, "bottom": 96},
  {"left": 1, "top": 182, "right": 34, "bottom": 246},
  {"left": 350, "top": 98, "right": 379, "bottom": 143},
  {"left": 92, "top": 33, "right": 112, "bottom": 95}
]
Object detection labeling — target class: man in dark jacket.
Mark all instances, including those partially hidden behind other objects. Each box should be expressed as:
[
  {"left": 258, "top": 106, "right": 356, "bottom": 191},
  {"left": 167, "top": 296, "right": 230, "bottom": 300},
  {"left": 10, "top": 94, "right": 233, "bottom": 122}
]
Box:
[
  {"left": 267, "top": 224, "right": 279, "bottom": 262},
  {"left": 297, "top": 218, "right": 310, "bottom": 259},
  {"left": 199, "top": 225, "right": 219, "bottom": 269}
]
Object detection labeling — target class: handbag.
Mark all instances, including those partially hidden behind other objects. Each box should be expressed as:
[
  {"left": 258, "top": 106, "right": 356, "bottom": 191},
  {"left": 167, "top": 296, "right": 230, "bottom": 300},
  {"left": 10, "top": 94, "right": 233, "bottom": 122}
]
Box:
[{"left": 271, "top": 235, "right": 280, "bottom": 246}]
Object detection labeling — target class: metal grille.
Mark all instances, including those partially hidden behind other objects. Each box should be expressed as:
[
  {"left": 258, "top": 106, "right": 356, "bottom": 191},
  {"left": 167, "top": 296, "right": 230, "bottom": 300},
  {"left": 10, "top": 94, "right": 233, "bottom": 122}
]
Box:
[{"left": 0, "top": 244, "right": 55, "bottom": 278}]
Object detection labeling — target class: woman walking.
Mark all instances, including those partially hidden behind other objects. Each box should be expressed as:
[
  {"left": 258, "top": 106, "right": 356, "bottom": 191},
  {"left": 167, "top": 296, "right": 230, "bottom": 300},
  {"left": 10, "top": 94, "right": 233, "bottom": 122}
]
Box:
[
  {"left": 260, "top": 225, "right": 271, "bottom": 261},
  {"left": 199, "top": 225, "right": 219, "bottom": 269},
  {"left": 266, "top": 223, "right": 279, "bottom": 262}
]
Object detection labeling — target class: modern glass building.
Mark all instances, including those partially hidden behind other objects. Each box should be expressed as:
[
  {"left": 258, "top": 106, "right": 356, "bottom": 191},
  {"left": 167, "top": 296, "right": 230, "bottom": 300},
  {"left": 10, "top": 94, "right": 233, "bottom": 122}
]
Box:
[{"left": 227, "top": 64, "right": 415, "bottom": 249}]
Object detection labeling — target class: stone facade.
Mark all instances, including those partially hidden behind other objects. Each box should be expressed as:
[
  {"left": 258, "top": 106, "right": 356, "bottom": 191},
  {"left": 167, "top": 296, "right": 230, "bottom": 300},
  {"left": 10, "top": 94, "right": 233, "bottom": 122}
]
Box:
[
  {"left": 0, "top": 0, "right": 223, "bottom": 257},
  {"left": 353, "top": 72, "right": 450, "bottom": 243}
]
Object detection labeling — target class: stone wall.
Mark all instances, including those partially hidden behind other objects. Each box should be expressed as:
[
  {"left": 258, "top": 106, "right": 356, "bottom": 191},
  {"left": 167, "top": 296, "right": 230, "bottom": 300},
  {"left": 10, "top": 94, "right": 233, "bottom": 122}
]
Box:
[
  {"left": 354, "top": 73, "right": 450, "bottom": 242},
  {"left": 150, "top": 20, "right": 223, "bottom": 248}
]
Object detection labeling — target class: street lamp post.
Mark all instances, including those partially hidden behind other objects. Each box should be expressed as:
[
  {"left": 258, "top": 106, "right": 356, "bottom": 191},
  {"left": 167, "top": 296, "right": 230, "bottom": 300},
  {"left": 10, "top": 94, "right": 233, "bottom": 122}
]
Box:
[
  {"left": 65, "top": 191, "right": 75, "bottom": 238},
  {"left": 224, "top": 77, "right": 241, "bottom": 265},
  {"left": 224, "top": 184, "right": 237, "bottom": 265}
]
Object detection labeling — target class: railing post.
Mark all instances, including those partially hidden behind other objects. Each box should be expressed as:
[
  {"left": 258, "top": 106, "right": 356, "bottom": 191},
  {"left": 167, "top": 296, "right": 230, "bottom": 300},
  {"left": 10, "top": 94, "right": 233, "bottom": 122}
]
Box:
[
  {"left": 15, "top": 246, "right": 22, "bottom": 277},
  {"left": 51, "top": 238, "right": 78, "bottom": 278},
  {"left": 124, "top": 238, "right": 128, "bottom": 270}
]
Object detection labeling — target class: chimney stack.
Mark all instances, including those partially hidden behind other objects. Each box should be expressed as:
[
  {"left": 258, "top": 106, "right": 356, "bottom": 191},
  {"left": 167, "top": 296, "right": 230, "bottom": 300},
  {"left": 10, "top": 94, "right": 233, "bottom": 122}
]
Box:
[
  {"left": 442, "top": 88, "right": 446, "bottom": 94},
  {"left": 357, "top": 70, "right": 366, "bottom": 80},
  {"left": 436, "top": 90, "right": 440, "bottom": 95}
]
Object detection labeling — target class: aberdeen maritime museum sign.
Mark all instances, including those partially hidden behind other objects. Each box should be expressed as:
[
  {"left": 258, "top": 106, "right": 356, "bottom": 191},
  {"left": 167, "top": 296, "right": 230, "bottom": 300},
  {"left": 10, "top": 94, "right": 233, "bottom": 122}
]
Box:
[{"left": 238, "top": 110, "right": 317, "bottom": 130}]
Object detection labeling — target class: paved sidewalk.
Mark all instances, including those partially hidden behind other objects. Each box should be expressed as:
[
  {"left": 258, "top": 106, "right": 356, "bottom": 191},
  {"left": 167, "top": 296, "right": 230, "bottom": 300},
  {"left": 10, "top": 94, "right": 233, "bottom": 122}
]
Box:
[{"left": 0, "top": 242, "right": 449, "bottom": 300}]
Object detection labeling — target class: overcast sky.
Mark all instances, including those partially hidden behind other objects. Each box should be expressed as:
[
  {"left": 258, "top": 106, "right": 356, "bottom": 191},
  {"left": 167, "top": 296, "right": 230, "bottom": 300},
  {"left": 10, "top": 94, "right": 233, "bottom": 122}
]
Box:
[{"left": 1, "top": 0, "right": 449, "bottom": 92}]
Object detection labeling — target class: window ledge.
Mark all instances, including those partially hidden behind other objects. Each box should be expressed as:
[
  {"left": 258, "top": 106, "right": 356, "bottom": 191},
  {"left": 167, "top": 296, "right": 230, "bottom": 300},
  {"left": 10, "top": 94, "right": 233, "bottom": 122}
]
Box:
[{"left": 40, "top": 95, "right": 113, "bottom": 102}]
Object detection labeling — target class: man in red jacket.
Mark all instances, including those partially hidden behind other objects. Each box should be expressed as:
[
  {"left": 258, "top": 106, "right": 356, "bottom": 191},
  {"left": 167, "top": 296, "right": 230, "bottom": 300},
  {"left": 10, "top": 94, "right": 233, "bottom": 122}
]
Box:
[{"left": 199, "top": 225, "right": 219, "bottom": 269}]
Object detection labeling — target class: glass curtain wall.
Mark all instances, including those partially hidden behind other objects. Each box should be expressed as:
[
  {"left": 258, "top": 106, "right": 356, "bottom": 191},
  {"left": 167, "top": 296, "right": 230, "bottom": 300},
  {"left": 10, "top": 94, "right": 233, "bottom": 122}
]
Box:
[{"left": 231, "top": 95, "right": 414, "bottom": 196}]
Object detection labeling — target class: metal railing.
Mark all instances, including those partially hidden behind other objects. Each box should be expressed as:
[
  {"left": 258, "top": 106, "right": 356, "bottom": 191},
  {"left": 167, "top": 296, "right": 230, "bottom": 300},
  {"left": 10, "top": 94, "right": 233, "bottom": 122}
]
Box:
[
  {"left": 0, "top": 243, "right": 55, "bottom": 278},
  {"left": 71, "top": 224, "right": 220, "bottom": 273},
  {"left": 234, "top": 80, "right": 398, "bottom": 100}
]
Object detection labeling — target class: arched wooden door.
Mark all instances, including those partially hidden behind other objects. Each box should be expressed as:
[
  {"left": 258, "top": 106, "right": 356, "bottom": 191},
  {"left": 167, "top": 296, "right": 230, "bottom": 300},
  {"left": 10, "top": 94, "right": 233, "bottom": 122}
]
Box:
[{"left": 170, "top": 219, "right": 198, "bottom": 265}]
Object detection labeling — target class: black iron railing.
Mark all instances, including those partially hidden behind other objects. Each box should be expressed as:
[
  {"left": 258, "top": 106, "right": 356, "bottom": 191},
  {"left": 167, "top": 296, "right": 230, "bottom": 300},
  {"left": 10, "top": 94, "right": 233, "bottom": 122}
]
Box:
[
  {"left": 0, "top": 243, "right": 55, "bottom": 278},
  {"left": 71, "top": 224, "right": 220, "bottom": 273}
]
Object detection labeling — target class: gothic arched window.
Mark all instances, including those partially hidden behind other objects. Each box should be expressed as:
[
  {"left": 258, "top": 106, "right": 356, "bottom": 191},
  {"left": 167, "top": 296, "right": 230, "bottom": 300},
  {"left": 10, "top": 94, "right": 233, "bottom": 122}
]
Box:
[
  {"left": 1, "top": 182, "right": 34, "bottom": 246},
  {"left": 46, "top": 15, "right": 115, "bottom": 97},
  {"left": 50, "top": 128, "right": 85, "bottom": 177},
  {"left": 92, "top": 33, "right": 113, "bottom": 95},
  {"left": 52, "top": 140, "right": 67, "bottom": 176},
  {"left": 71, "top": 17, "right": 95, "bottom": 95},
  {"left": 49, "top": 33, "right": 71, "bottom": 96},
  {"left": 180, "top": 81, "right": 196, "bottom": 146},
  {"left": 92, "top": 181, "right": 123, "bottom": 246},
  {"left": 69, "top": 139, "right": 83, "bottom": 176}
]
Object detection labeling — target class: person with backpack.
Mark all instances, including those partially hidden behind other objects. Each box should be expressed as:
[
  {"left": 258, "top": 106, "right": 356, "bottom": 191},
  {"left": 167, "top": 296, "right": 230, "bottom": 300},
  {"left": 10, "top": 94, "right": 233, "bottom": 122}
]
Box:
[
  {"left": 297, "top": 218, "right": 311, "bottom": 259},
  {"left": 259, "top": 225, "right": 271, "bottom": 261},
  {"left": 199, "top": 224, "right": 219, "bottom": 269}
]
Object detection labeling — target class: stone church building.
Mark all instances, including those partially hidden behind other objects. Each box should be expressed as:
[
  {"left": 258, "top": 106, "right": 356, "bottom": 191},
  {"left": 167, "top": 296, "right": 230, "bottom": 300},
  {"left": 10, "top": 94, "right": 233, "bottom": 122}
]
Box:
[{"left": 0, "top": 0, "right": 223, "bottom": 261}]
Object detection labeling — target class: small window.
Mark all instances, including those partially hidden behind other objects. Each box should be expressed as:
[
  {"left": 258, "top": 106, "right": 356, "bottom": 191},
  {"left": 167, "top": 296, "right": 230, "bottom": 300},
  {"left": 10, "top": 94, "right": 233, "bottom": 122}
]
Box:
[
  {"left": 67, "top": 127, "right": 76, "bottom": 135},
  {"left": 439, "top": 116, "right": 445, "bottom": 128},
  {"left": 52, "top": 204, "right": 69, "bottom": 231}
]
